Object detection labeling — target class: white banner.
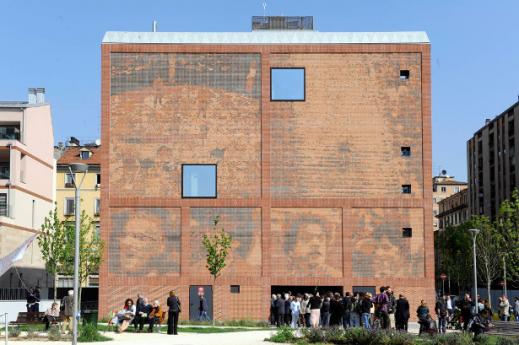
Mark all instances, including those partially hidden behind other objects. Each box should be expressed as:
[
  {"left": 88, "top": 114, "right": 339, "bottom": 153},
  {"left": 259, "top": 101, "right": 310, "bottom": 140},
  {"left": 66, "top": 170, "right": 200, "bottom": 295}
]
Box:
[{"left": 0, "top": 234, "right": 37, "bottom": 277}]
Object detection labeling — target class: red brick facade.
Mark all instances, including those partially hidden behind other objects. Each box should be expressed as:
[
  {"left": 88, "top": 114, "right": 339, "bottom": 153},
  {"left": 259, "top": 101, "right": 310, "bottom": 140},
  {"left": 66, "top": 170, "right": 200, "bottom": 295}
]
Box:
[{"left": 100, "top": 42, "right": 433, "bottom": 321}]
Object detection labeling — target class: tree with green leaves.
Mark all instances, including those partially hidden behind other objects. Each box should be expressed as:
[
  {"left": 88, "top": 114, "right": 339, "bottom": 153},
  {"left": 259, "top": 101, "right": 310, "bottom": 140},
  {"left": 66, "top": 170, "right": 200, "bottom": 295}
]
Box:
[
  {"left": 38, "top": 206, "right": 67, "bottom": 301},
  {"left": 62, "top": 211, "right": 104, "bottom": 306},
  {"left": 495, "top": 189, "right": 519, "bottom": 284},
  {"left": 202, "top": 215, "right": 232, "bottom": 325},
  {"left": 470, "top": 216, "right": 501, "bottom": 307}
]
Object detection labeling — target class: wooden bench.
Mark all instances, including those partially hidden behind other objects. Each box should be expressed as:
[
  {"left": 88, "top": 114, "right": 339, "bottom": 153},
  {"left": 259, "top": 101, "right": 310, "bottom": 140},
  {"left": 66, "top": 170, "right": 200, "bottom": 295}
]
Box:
[
  {"left": 9, "top": 312, "right": 63, "bottom": 328},
  {"left": 487, "top": 320, "right": 519, "bottom": 337}
]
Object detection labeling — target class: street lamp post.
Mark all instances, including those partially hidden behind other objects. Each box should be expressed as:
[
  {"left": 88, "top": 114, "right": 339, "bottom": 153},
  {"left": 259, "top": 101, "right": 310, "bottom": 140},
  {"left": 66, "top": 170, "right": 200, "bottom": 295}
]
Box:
[
  {"left": 68, "top": 163, "right": 88, "bottom": 345},
  {"left": 468, "top": 228, "right": 480, "bottom": 313}
]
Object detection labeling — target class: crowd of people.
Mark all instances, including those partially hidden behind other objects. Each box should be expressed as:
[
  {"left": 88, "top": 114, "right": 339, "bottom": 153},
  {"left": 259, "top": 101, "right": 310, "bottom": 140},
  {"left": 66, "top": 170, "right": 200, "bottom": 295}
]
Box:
[
  {"left": 109, "top": 290, "right": 181, "bottom": 335},
  {"left": 269, "top": 287, "right": 519, "bottom": 336}
]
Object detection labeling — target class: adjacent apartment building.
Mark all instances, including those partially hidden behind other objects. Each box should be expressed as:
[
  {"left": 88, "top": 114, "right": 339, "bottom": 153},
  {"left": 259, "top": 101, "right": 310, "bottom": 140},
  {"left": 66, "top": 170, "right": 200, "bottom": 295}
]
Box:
[
  {"left": 437, "top": 189, "right": 469, "bottom": 230},
  {"left": 55, "top": 139, "right": 101, "bottom": 288},
  {"left": 0, "top": 88, "right": 54, "bottom": 292},
  {"left": 432, "top": 172, "right": 467, "bottom": 231},
  {"left": 468, "top": 98, "right": 519, "bottom": 219},
  {"left": 100, "top": 16, "right": 434, "bottom": 320}
]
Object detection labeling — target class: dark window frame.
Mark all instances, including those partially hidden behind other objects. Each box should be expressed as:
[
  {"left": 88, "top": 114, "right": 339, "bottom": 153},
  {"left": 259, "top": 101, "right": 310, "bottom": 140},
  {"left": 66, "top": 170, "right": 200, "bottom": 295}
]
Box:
[
  {"left": 400, "top": 70, "right": 410, "bottom": 80},
  {"left": 401, "top": 184, "right": 412, "bottom": 194},
  {"left": 181, "top": 164, "right": 218, "bottom": 199},
  {"left": 402, "top": 228, "right": 413, "bottom": 238},
  {"left": 401, "top": 146, "right": 411, "bottom": 157},
  {"left": 230, "top": 285, "right": 240, "bottom": 293},
  {"left": 270, "top": 67, "right": 306, "bottom": 102}
]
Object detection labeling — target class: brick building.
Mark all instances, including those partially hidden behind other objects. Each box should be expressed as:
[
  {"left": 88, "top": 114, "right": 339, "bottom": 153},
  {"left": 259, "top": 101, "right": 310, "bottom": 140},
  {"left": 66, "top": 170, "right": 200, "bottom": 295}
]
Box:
[
  {"left": 100, "top": 17, "right": 434, "bottom": 321},
  {"left": 467, "top": 98, "right": 519, "bottom": 219}
]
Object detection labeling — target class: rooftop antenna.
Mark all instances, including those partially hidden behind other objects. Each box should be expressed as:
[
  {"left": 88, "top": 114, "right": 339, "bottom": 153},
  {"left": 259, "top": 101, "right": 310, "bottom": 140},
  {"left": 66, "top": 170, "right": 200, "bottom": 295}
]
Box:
[
  {"left": 152, "top": 20, "right": 158, "bottom": 32},
  {"left": 262, "top": 0, "right": 267, "bottom": 16}
]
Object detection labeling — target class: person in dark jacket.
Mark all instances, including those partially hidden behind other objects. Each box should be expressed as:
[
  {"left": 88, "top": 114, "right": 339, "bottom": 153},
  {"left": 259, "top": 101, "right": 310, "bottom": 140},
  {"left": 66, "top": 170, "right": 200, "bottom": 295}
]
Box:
[
  {"left": 167, "top": 290, "right": 181, "bottom": 335},
  {"left": 395, "top": 294, "right": 410, "bottom": 331},
  {"left": 330, "top": 293, "right": 344, "bottom": 327},
  {"left": 134, "top": 294, "right": 146, "bottom": 331},
  {"left": 275, "top": 294, "right": 285, "bottom": 327},
  {"left": 435, "top": 295, "right": 448, "bottom": 334},
  {"left": 270, "top": 294, "right": 277, "bottom": 325},
  {"left": 360, "top": 293, "right": 373, "bottom": 329},
  {"left": 459, "top": 293, "right": 473, "bottom": 332},
  {"left": 284, "top": 294, "right": 292, "bottom": 326},
  {"left": 136, "top": 298, "right": 152, "bottom": 332},
  {"left": 342, "top": 292, "right": 353, "bottom": 329},
  {"left": 416, "top": 300, "right": 430, "bottom": 335},
  {"left": 321, "top": 296, "right": 331, "bottom": 327}
]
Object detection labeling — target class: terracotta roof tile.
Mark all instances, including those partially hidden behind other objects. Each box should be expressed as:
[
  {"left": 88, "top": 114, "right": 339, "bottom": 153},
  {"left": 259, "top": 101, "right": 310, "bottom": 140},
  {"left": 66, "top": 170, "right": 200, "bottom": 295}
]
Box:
[{"left": 57, "top": 146, "right": 102, "bottom": 165}]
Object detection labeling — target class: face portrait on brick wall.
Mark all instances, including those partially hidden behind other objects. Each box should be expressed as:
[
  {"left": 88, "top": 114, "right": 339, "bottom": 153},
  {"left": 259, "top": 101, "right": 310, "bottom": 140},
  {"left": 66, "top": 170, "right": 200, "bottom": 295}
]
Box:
[
  {"left": 273, "top": 208, "right": 342, "bottom": 278},
  {"left": 190, "top": 208, "right": 261, "bottom": 275},
  {"left": 109, "top": 208, "right": 181, "bottom": 275}
]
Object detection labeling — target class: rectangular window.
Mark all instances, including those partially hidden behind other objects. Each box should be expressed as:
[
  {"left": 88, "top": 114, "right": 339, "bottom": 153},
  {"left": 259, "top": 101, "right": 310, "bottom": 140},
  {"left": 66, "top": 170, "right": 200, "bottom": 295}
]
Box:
[
  {"left": 400, "top": 70, "right": 410, "bottom": 80},
  {"left": 80, "top": 151, "right": 90, "bottom": 160},
  {"left": 182, "top": 164, "right": 217, "bottom": 198},
  {"left": 402, "top": 228, "right": 413, "bottom": 237},
  {"left": 454, "top": 187, "right": 460, "bottom": 193},
  {"left": 401, "top": 184, "right": 412, "bottom": 194},
  {"left": 95, "top": 224, "right": 100, "bottom": 236},
  {"left": 64, "top": 197, "right": 75, "bottom": 215},
  {"left": 270, "top": 68, "right": 305, "bottom": 101},
  {"left": 94, "top": 198, "right": 100, "bottom": 216},
  {"left": 401, "top": 146, "right": 411, "bottom": 157},
  {"left": 352, "top": 286, "right": 376, "bottom": 296},
  {"left": 441, "top": 186, "right": 447, "bottom": 192},
  {"left": 0, "top": 193, "right": 7, "bottom": 217},
  {"left": 230, "top": 285, "right": 240, "bottom": 293},
  {"left": 96, "top": 173, "right": 101, "bottom": 186},
  {"left": 65, "top": 173, "right": 74, "bottom": 187}
]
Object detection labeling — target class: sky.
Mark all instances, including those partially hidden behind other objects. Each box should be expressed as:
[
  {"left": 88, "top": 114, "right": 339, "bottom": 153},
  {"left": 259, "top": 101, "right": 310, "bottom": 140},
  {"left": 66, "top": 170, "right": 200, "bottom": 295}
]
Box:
[{"left": 1, "top": 0, "right": 518, "bottom": 181}]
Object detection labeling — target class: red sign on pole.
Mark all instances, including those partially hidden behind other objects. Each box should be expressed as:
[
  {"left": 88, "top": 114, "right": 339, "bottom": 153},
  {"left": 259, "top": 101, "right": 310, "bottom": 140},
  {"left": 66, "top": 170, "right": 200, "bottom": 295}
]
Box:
[{"left": 440, "top": 273, "right": 447, "bottom": 280}]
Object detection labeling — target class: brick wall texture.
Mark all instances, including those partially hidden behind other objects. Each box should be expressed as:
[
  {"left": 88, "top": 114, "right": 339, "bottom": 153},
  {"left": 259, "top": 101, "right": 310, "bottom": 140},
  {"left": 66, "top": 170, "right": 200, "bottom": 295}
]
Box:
[{"left": 100, "top": 43, "right": 434, "bottom": 321}]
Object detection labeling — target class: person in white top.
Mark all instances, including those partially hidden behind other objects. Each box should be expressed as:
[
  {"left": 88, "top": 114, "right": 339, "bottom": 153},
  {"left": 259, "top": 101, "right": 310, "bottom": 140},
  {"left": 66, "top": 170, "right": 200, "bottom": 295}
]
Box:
[{"left": 290, "top": 295, "right": 302, "bottom": 329}]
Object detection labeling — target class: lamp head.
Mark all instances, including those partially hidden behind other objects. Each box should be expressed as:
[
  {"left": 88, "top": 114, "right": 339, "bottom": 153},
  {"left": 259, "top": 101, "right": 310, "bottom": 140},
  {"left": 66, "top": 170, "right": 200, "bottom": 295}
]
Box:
[
  {"left": 468, "top": 228, "right": 480, "bottom": 236},
  {"left": 69, "top": 163, "right": 88, "bottom": 173}
]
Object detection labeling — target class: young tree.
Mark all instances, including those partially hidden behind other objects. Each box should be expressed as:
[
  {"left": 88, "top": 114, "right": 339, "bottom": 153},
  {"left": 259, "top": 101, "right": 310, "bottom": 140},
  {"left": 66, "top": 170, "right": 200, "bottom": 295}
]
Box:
[
  {"left": 471, "top": 216, "right": 501, "bottom": 308},
  {"left": 496, "top": 189, "right": 519, "bottom": 283},
  {"left": 202, "top": 215, "right": 232, "bottom": 325},
  {"left": 62, "top": 211, "right": 104, "bottom": 307},
  {"left": 38, "top": 206, "right": 67, "bottom": 301}
]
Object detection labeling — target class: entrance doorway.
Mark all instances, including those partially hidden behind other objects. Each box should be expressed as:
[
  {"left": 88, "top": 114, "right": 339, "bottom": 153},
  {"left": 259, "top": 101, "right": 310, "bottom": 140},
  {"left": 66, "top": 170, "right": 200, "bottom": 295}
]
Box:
[
  {"left": 189, "top": 285, "right": 213, "bottom": 321},
  {"left": 271, "top": 285, "right": 344, "bottom": 296}
]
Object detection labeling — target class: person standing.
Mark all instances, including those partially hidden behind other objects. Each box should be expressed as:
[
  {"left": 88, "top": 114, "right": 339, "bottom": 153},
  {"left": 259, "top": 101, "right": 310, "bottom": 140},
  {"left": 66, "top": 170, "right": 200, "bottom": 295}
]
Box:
[
  {"left": 350, "top": 294, "right": 361, "bottom": 328},
  {"left": 309, "top": 292, "right": 322, "bottom": 328},
  {"left": 446, "top": 295, "right": 454, "bottom": 322},
  {"left": 300, "top": 294, "right": 309, "bottom": 327},
  {"left": 167, "top": 290, "right": 181, "bottom": 335},
  {"left": 61, "top": 290, "right": 74, "bottom": 333},
  {"left": 284, "top": 294, "right": 292, "bottom": 326},
  {"left": 360, "top": 293, "right": 373, "bottom": 329},
  {"left": 275, "top": 294, "right": 285, "bottom": 327},
  {"left": 514, "top": 297, "right": 519, "bottom": 322},
  {"left": 416, "top": 300, "right": 430, "bottom": 335},
  {"left": 304, "top": 294, "right": 312, "bottom": 327},
  {"left": 435, "top": 295, "right": 448, "bottom": 334},
  {"left": 386, "top": 287, "right": 396, "bottom": 329},
  {"left": 321, "top": 296, "right": 331, "bottom": 327},
  {"left": 460, "top": 293, "right": 473, "bottom": 332},
  {"left": 395, "top": 294, "right": 410, "bottom": 331},
  {"left": 374, "top": 287, "right": 390, "bottom": 329},
  {"left": 270, "top": 294, "right": 277, "bottom": 325},
  {"left": 330, "top": 293, "right": 344, "bottom": 327},
  {"left": 198, "top": 295, "right": 209, "bottom": 321},
  {"left": 290, "top": 295, "right": 301, "bottom": 329},
  {"left": 499, "top": 296, "right": 510, "bottom": 321},
  {"left": 342, "top": 292, "right": 353, "bottom": 329}
]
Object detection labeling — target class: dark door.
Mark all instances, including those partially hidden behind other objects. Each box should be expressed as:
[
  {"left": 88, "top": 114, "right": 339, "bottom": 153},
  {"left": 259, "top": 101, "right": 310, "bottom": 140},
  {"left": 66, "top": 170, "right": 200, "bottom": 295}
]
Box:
[{"left": 189, "top": 285, "right": 213, "bottom": 321}]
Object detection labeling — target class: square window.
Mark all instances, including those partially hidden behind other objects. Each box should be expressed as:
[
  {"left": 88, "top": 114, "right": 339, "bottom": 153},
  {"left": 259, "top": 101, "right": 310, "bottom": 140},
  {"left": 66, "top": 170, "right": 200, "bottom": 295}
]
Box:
[
  {"left": 402, "top": 228, "right": 412, "bottom": 237},
  {"left": 65, "top": 173, "right": 74, "bottom": 187},
  {"left": 64, "top": 197, "right": 75, "bottom": 215},
  {"left": 80, "top": 151, "right": 90, "bottom": 160},
  {"left": 182, "top": 164, "right": 217, "bottom": 198},
  {"left": 400, "top": 70, "right": 410, "bottom": 80},
  {"left": 401, "top": 146, "right": 411, "bottom": 157},
  {"left": 401, "top": 184, "right": 412, "bottom": 194},
  {"left": 230, "top": 285, "right": 240, "bottom": 293},
  {"left": 271, "top": 68, "right": 305, "bottom": 101}
]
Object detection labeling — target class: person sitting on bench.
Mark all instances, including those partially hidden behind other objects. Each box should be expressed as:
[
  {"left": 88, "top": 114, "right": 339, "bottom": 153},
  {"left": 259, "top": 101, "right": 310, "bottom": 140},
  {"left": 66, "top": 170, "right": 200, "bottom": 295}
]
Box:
[{"left": 44, "top": 302, "right": 60, "bottom": 330}]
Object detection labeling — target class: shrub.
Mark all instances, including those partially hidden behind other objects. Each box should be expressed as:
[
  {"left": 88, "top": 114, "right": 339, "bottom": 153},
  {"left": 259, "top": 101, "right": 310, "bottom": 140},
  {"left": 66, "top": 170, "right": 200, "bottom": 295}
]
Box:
[
  {"left": 342, "top": 327, "right": 373, "bottom": 345},
  {"left": 26, "top": 325, "right": 39, "bottom": 339},
  {"left": 302, "top": 327, "right": 326, "bottom": 343},
  {"left": 267, "top": 326, "right": 297, "bottom": 343},
  {"left": 324, "top": 327, "right": 346, "bottom": 344},
  {"left": 8, "top": 326, "right": 21, "bottom": 338},
  {"left": 428, "top": 333, "right": 474, "bottom": 345},
  {"left": 48, "top": 325, "right": 62, "bottom": 341},
  {"left": 495, "top": 337, "right": 519, "bottom": 345},
  {"left": 78, "top": 323, "right": 112, "bottom": 342}
]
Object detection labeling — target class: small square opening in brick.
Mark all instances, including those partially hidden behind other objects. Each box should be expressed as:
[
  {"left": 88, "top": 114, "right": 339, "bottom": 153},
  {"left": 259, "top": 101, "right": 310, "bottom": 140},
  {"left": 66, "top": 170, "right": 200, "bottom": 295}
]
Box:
[
  {"left": 400, "top": 70, "right": 410, "bottom": 80},
  {"left": 402, "top": 228, "right": 413, "bottom": 237},
  {"left": 401, "top": 184, "right": 412, "bottom": 194},
  {"left": 401, "top": 146, "right": 411, "bottom": 157},
  {"left": 230, "top": 285, "right": 240, "bottom": 293}
]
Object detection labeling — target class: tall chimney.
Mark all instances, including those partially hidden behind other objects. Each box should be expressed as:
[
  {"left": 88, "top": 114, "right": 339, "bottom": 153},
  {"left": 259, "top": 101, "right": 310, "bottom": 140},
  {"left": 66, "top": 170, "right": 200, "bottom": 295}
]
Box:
[{"left": 152, "top": 20, "right": 158, "bottom": 32}]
